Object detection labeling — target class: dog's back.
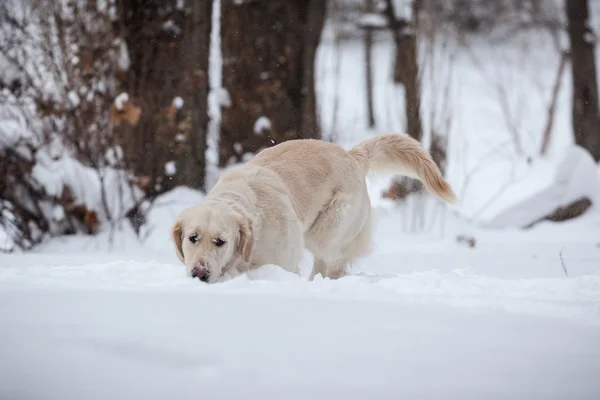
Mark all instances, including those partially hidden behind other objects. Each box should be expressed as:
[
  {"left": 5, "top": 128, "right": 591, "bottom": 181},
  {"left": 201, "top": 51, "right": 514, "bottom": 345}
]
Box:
[{"left": 247, "top": 139, "right": 366, "bottom": 229}]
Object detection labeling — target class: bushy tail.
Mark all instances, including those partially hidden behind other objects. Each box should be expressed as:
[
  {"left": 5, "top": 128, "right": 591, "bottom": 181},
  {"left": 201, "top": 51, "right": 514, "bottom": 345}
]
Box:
[{"left": 348, "top": 134, "right": 457, "bottom": 204}]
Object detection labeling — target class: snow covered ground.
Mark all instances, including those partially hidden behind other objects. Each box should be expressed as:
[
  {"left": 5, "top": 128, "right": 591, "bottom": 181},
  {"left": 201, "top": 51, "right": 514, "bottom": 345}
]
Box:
[
  {"left": 1, "top": 186, "right": 600, "bottom": 399},
  {"left": 2, "top": 5, "right": 600, "bottom": 399}
]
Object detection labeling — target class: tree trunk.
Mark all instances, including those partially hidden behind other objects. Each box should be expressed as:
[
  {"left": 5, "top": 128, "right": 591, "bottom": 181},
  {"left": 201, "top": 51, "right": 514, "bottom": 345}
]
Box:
[
  {"left": 364, "top": 0, "right": 376, "bottom": 128},
  {"left": 115, "top": 0, "right": 211, "bottom": 191},
  {"left": 384, "top": 0, "right": 424, "bottom": 198},
  {"left": 179, "top": 0, "right": 212, "bottom": 189},
  {"left": 219, "top": 0, "right": 325, "bottom": 167},
  {"left": 300, "top": 0, "right": 326, "bottom": 139},
  {"left": 566, "top": 0, "right": 600, "bottom": 161},
  {"left": 429, "top": 133, "right": 447, "bottom": 176}
]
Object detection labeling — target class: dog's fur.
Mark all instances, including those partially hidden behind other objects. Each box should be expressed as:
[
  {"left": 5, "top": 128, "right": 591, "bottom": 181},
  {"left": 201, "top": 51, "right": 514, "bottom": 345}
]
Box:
[{"left": 172, "top": 134, "right": 456, "bottom": 282}]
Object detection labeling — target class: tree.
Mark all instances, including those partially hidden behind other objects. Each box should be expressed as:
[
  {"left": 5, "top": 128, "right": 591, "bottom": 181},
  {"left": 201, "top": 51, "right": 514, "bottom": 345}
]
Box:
[
  {"left": 565, "top": 0, "right": 600, "bottom": 161},
  {"left": 115, "top": 0, "right": 212, "bottom": 191},
  {"left": 218, "top": 0, "right": 326, "bottom": 167},
  {"left": 357, "top": 0, "right": 379, "bottom": 129},
  {"left": 382, "top": 0, "right": 432, "bottom": 201},
  {"left": 385, "top": 0, "right": 423, "bottom": 142}
]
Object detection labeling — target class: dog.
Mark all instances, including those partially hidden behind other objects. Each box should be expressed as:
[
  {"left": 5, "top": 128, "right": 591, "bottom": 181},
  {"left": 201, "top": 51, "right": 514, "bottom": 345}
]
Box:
[{"left": 171, "top": 134, "right": 456, "bottom": 283}]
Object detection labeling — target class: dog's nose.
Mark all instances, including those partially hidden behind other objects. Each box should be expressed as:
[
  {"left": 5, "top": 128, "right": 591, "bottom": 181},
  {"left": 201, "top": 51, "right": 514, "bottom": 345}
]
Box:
[{"left": 191, "top": 266, "right": 209, "bottom": 282}]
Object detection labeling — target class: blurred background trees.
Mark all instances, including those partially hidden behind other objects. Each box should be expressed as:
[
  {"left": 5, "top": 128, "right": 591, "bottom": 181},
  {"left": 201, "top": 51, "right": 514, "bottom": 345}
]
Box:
[
  {"left": 1, "top": 0, "right": 600, "bottom": 251},
  {"left": 219, "top": 0, "right": 325, "bottom": 166}
]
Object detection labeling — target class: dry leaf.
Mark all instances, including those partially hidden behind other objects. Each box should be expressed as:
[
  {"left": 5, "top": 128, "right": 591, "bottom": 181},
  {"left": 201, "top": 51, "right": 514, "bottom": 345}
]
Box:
[{"left": 110, "top": 99, "right": 142, "bottom": 127}]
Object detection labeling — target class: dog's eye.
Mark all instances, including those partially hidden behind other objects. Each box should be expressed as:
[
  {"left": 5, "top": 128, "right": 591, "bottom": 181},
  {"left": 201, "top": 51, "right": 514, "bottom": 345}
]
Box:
[
  {"left": 189, "top": 234, "right": 199, "bottom": 244},
  {"left": 213, "top": 238, "right": 226, "bottom": 247}
]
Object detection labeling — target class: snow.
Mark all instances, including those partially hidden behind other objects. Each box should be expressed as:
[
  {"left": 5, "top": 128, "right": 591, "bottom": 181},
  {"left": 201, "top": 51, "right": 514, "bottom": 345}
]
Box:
[
  {"left": 105, "top": 146, "right": 124, "bottom": 166},
  {"left": 1, "top": 194, "right": 599, "bottom": 399},
  {"left": 31, "top": 154, "right": 142, "bottom": 223},
  {"left": 117, "top": 40, "right": 130, "bottom": 71},
  {"left": 162, "top": 20, "right": 182, "bottom": 36},
  {"left": 51, "top": 205, "right": 65, "bottom": 221},
  {"left": 0, "top": 120, "right": 28, "bottom": 149},
  {"left": 97, "top": 0, "right": 108, "bottom": 13},
  {"left": 172, "top": 96, "right": 184, "bottom": 109},
  {"left": 233, "top": 142, "right": 243, "bottom": 154},
  {"left": 0, "top": 225, "right": 14, "bottom": 252},
  {"left": 67, "top": 91, "right": 80, "bottom": 108},
  {"left": 164, "top": 160, "right": 176, "bottom": 176},
  {"left": 114, "top": 92, "right": 129, "bottom": 111},
  {"left": 214, "top": 87, "right": 231, "bottom": 108},
  {"left": 2, "top": 4, "right": 600, "bottom": 399},
  {"left": 253, "top": 115, "right": 271, "bottom": 135},
  {"left": 357, "top": 13, "right": 388, "bottom": 29},
  {"left": 314, "top": 22, "right": 592, "bottom": 223},
  {"left": 484, "top": 144, "right": 600, "bottom": 228},
  {"left": 584, "top": 30, "right": 596, "bottom": 45},
  {"left": 206, "top": 0, "right": 222, "bottom": 190}
]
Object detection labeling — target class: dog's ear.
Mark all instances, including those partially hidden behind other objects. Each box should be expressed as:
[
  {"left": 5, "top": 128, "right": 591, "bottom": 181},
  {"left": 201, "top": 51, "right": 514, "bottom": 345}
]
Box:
[
  {"left": 171, "top": 219, "right": 185, "bottom": 263},
  {"left": 237, "top": 215, "right": 253, "bottom": 262}
]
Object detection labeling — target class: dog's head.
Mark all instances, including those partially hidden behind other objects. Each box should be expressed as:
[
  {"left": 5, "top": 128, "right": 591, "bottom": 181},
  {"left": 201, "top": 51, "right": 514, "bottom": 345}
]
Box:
[{"left": 171, "top": 202, "right": 253, "bottom": 283}]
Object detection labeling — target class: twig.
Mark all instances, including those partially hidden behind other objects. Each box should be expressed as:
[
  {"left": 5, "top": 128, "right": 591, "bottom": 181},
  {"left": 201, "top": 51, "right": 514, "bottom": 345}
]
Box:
[
  {"left": 540, "top": 51, "right": 569, "bottom": 156},
  {"left": 559, "top": 247, "right": 569, "bottom": 277}
]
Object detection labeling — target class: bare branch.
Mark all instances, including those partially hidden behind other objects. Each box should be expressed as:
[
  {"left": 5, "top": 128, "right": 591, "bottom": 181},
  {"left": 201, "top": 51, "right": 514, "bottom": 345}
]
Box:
[{"left": 559, "top": 247, "right": 569, "bottom": 277}]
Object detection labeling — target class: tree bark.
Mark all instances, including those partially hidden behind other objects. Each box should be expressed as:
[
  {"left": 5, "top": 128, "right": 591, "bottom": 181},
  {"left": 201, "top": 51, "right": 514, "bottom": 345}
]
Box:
[
  {"left": 524, "top": 197, "right": 592, "bottom": 229},
  {"left": 384, "top": 0, "right": 425, "bottom": 198},
  {"left": 115, "top": 0, "right": 211, "bottom": 191},
  {"left": 179, "top": 0, "right": 212, "bottom": 189},
  {"left": 429, "top": 133, "right": 447, "bottom": 176},
  {"left": 219, "top": 0, "right": 325, "bottom": 167},
  {"left": 300, "top": 0, "right": 327, "bottom": 139},
  {"left": 389, "top": 3, "right": 423, "bottom": 141},
  {"left": 364, "top": 0, "right": 376, "bottom": 128},
  {"left": 566, "top": 0, "right": 600, "bottom": 161}
]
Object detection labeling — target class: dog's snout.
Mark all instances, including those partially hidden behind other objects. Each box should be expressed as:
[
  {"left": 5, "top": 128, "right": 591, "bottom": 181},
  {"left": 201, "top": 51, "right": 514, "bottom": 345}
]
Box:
[{"left": 191, "top": 265, "right": 210, "bottom": 282}]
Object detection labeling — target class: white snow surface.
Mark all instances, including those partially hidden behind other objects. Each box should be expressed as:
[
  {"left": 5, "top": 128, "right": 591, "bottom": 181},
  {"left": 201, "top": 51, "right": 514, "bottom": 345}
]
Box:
[
  {"left": 3, "top": 5, "right": 600, "bottom": 398},
  {"left": 253, "top": 115, "right": 271, "bottom": 135},
  {"left": 1, "top": 186, "right": 600, "bottom": 399},
  {"left": 114, "top": 92, "right": 129, "bottom": 111}
]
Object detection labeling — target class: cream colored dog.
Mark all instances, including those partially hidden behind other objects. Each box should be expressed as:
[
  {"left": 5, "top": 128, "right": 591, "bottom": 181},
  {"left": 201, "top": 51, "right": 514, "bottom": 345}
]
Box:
[{"left": 171, "top": 134, "right": 456, "bottom": 283}]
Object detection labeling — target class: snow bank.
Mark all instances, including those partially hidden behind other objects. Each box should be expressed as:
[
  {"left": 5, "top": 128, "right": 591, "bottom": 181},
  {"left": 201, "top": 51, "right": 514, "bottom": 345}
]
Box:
[
  {"left": 31, "top": 152, "right": 143, "bottom": 222},
  {"left": 485, "top": 145, "right": 600, "bottom": 228},
  {"left": 138, "top": 186, "right": 204, "bottom": 255}
]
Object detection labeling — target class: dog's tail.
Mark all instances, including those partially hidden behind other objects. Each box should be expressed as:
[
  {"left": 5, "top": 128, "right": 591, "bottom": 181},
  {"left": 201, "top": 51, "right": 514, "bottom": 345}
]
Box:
[{"left": 348, "top": 134, "right": 457, "bottom": 204}]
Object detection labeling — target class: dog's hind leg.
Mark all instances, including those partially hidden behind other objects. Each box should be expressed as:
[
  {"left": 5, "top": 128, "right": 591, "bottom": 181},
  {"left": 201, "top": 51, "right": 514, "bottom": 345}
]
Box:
[
  {"left": 309, "top": 257, "right": 327, "bottom": 281},
  {"left": 316, "top": 214, "right": 374, "bottom": 280}
]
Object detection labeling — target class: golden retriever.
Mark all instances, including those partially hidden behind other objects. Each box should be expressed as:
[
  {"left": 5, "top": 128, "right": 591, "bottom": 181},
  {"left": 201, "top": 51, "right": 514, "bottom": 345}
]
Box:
[{"left": 171, "top": 134, "right": 456, "bottom": 282}]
